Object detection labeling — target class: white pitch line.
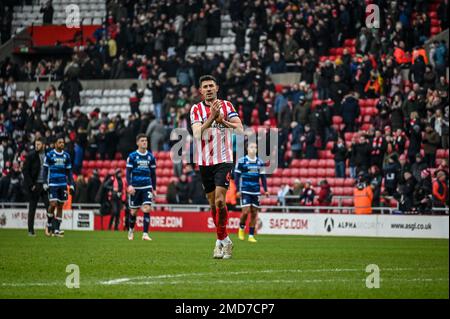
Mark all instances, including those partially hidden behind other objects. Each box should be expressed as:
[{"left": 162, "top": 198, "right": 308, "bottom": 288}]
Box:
[
  {"left": 1, "top": 267, "right": 447, "bottom": 288},
  {"left": 99, "top": 267, "right": 446, "bottom": 285}
]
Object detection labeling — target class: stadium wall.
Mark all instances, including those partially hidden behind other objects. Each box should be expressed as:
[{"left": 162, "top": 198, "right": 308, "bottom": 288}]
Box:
[
  {"left": 1, "top": 209, "right": 447, "bottom": 239},
  {"left": 0, "top": 208, "right": 94, "bottom": 231},
  {"left": 93, "top": 211, "right": 448, "bottom": 239}
]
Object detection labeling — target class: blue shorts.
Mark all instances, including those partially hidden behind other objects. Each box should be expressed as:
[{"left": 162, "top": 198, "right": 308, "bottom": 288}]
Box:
[
  {"left": 129, "top": 187, "right": 153, "bottom": 209},
  {"left": 49, "top": 186, "right": 68, "bottom": 203},
  {"left": 240, "top": 193, "right": 260, "bottom": 208}
]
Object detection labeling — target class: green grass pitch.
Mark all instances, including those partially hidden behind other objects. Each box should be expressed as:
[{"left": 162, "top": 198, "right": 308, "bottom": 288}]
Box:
[{"left": 0, "top": 229, "right": 448, "bottom": 298}]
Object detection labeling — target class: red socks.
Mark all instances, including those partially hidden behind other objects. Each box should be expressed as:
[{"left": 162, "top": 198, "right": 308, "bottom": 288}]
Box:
[
  {"left": 211, "top": 208, "right": 218, "bottom": 227},
  {"left": 216, "top": 206, "right": 229, "bottom": 240}
]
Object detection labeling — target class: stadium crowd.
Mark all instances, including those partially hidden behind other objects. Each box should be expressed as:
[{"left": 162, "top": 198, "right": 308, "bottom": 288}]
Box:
[{"left": 0, "top": 0, "right": 449, "bottom": 213}]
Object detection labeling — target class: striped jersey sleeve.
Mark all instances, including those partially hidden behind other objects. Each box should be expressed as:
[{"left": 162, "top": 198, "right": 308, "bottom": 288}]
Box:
[{"left": 190, "top": 103, "right": 202, "bottom": 125}]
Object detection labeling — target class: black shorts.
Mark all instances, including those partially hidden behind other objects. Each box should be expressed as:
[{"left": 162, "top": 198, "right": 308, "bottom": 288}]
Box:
[{"left": 199, "top": 163, "right": 234, "bottom": 194}]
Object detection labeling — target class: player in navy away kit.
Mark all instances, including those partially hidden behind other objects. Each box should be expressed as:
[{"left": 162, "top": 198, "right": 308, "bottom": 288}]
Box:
[
  {"left": 235, "top": 142, "right": 269, "bottom": 243},
  {"left": 126, "top": 134, "right": 157, "bottom": 241},
  {"left": 43, "top": 136, "right": 75, "bottom": 237}
]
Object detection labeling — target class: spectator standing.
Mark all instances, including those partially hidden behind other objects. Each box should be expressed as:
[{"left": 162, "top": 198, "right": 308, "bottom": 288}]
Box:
[
  {"left": 369, "top": 165, "right": 383, "bottom": 207},
  {"left": 383, "top": 155, "right": 401, "bottom": 196},
  {"left": 108, "top": 169, "right": 124, "bottom": 231},
  {"left": 370, "top": 129, "right": 387, "bottom": 168},
  {"left": 332, "top": 137, "right": 347, "bottom": 178},
  {"left": 423, "top": 124, "right": 440, "bottom": 168},
  {"left": 129, "top": 83, "right": 144, "bottom": 117},
  {"left": 40, "top": 1, "right": 54, "bottom": 25},
  {"left": 395, "top": 171, "right": 416, "bottom": 213},
  {"left": 22, "top": 137, "right": 49, "bottom": 236},
  {"left": 74, "top": 175, "right": 88, "bottom": 203},
  {"left": 301, "top": 124, "right": 317, "bottom": 159},
  {"left": 353, "top": 134, "right": 371, "bottom": 175},
  {"left": 353, "top": 178, "right": 373, "bottom": 214},
  {"left": 340, "top": 92, "right": 360, "bottom": 132},
  {"left": 86, "top": 169, "right": 101, "bottom": 203},
  {"left": 432, "top": 171, "right": 448, "bottom": 209}
]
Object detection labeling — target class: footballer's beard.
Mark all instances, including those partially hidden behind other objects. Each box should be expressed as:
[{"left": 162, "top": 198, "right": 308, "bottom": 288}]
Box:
[{"left": 205, "top": 92, "right": 217, "bottom": 102}]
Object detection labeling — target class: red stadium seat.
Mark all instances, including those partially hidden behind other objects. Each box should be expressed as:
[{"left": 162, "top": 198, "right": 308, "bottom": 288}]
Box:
[
  {"left": 326, "top": 159, "right": 334, "bottom": 168},
  {"left": 431, "top": 19, "right": 440, "bottom": 27},
  {"left": 291, "top": 159, "right": 301, "bottom": 168},
  {"left": 318, "top": 159, "right": 327, "bottom": 168},
  {"left": 326, "top": 168, "right": 335, "bottom": 177},
  {"left": 272, "top": 178, "right": 282, "bottom": 186},
  {"left": 308, "top": 168, "right": 318, "bottom": 177},
  {"left": 300, "top": 159, "right": 310, "bottom": 168},
  {"left": 317, "top": 168, "right": 326, "bottom": 177},
  {"left": 282, "top": 169, "right": 291, "bottom": 177},
  {"left": 309, "top": 160, "right": 319, "bottom": 168},
  {"left": 299, "top": 168, "right": 308, "bottom": 177},
  {"left": 271, "top": 168, "right": 282, "bottom": 177},
  {"left": 334, "top": 187, "right": 344, "bottom": 195},
  {"left": 334, "top": 178, "right": 345, "bottom": 187},
  {"left": 290, "top": 168, "right": 300, "bottom": 177},
  {"left": 344, "top": 179, "right": 355, "bottom": 187}
]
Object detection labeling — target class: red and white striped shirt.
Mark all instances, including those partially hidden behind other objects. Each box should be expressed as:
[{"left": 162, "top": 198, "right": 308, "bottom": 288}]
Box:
[{"left": 190, "top": 100, "right": 239, "bottom": 166}]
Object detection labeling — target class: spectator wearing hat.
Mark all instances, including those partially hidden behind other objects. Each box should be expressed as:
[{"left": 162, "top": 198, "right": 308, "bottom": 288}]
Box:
[
  {"left": 354, "top": 176, "right": 373, "bottom": 214},
  {"left": 432, "top": 171, "right": 448, "bottom": 209},
  {"left": 423, "top": 124, "right": 441, "bottom": 168}
]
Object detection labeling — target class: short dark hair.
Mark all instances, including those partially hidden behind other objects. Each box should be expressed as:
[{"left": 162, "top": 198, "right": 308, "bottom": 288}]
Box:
[
  {"left": 136, "top": 133, "right": 148, "bottom": 142},
  {"left": 199, "top": 75, "right": 217, "bottom": 87},
  {"left": 55, "top": 135, "right": 65, "bottom": 143},
  {"left": 35, "top": 137, "right": 44, "bottom": 143}
]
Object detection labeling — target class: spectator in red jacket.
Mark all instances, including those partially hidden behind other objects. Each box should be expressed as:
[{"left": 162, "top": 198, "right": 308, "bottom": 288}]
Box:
[
  {"left": 432, "top": 171, "right": 448, "bottom": 209},
  {"left": 317, "top": 179, "right": 332, "bottom": 213}
]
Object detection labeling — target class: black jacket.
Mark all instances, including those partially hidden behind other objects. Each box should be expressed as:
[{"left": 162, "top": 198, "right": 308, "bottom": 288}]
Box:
[
  {"left": 22, "top": 150, "right": 45, "bottom": 190},
  {"left": 332, "top": 143, "right": 348, "bottom": 162}
]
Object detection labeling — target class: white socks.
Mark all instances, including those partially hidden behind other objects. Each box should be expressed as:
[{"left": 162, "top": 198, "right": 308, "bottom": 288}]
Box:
[{"left": 216, "top": 236, "right": 232, "bottom": 247}]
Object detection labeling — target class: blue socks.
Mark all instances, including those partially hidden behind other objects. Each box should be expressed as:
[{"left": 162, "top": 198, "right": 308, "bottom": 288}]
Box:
[
  {"left": 249, "top": 227, "right": 255, "bottom": 236},
  {"left": 129, "top": 214, "right": 136, "bottom": 230},
  {"left": 143, "top": 213, "right": 150, "bottom": 233}
]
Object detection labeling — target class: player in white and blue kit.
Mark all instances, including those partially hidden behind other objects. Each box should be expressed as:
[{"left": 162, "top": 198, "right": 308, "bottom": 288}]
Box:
[
  {"left": 126, "top": 134, "right": 157, "bottom": 241},
  {"left": 43, "top": 136, "right": 74, "bottom": 237},
  {"left": 235, "top": 142, "right": 269, "bottom": 243}
]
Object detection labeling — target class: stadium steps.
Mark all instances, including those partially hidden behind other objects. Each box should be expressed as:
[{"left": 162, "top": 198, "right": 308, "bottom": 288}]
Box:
[
  {"left": 11, "top": 0, "right": 106, "bottom": 35},
  {"left": 185, "top": 15, "right": 236, "bottom": 58}
]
